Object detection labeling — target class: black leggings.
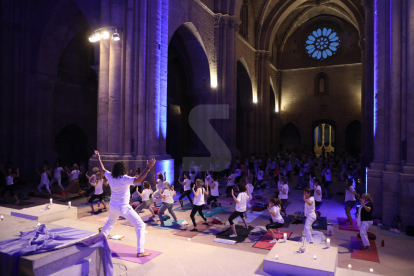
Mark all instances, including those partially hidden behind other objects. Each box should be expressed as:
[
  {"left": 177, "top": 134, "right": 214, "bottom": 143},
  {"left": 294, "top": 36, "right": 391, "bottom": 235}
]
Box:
[
  {"left": 226, "top": 186, "right": 233, "bottom": 197},
  {"left": 266, "top": 220, "right": 284, "bottom": 230},
  {"left": 2, "top": 185, "right": 15, "bottom": 196},
  {"left": 88, "top": 193, "right": 104, "bottom": 204},
  {"left": 179, "top": 190, "right": 193, "bottom": 207},
  {"left": 280, "top": 198, "right": 287, "bottom": 213},
  {"left": 207, "top": 195, "right": 218, "bottom": 205},
  {"left": 190, "top": 204, "right": 207, "bottom": 227},
  {"left": 228, "top": 211, "right": 244, "bottom": 225}
]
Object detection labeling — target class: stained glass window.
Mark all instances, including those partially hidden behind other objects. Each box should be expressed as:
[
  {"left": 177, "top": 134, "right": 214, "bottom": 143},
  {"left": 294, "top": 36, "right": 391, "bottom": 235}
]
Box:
[{"left": 305, "top": 27, "right": 340, "bottom": 60}]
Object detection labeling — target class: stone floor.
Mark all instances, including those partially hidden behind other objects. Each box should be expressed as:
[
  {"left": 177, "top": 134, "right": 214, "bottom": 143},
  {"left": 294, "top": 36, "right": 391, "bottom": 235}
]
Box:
[{"left": 1, "top": 173, "right": 414, "bottom": 276}]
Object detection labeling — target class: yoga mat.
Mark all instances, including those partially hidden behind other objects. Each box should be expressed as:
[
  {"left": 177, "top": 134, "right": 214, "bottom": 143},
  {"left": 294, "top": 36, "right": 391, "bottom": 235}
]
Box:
[
  {"left": 173, "top": 223, "right": 211, "bottom": 238},
  {"left": 350, "top": 236, "right": 380, "bottom": 263},
  {"left": 216, "top": 225, "right": 254, "bottom": 243},
  {"left": 95, "top": 216, "right": 125, "bottom": 223},
  {"left": 198, "top": 206, "right": 229, "bottom": 217},
  {"left": 108, "top": 241, "right": 162, "bottom": 265},
  {"left": 173, "top": 203, "right": 193, "bottom": 212},
  {"left": 252, "top": 231, "right": 292, "bottom": 250},
  {"left": 233, "top": 210, "right": 265, "bottom": 224},
  {"left": 338, "top": 217, "right": 359, "bottom": 231},
  {"left": 153, "top": 219, "right": 185, "bottom": 230},
  {"left": 313, "top": 217, "right": 327, "bottom": 230}
]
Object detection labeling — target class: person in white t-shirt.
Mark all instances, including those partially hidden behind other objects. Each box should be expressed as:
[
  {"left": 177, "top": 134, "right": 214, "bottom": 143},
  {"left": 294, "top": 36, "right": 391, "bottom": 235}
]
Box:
[
  {"left": 344, "top": 178, "right": 358, "bottom": 228},
  {"left": 266, "top": 198, "right": 285, "bottom": 243},
  {"left": 49, "top": 161, "right": 65, "bottom": 192},
  {"left": 207, "top": 174, "right": 220, "bottom": 213},
  {"left": 313, "top": 179, "right": 322, "bottom": 208},
  {"left": 135, "top": 181, "right": 155, "bottom": 218},
  {"left": 278, "top": 176, "right": 289, "bottom": 216},
  {"left": 303, "top": 188, "right": 316, "bottom": 243},
  {"left": 189, "top": 170, "right": 196, "bottom": 189},
  {"left": 189, "top": 179, "right": 209, "bottom": 231},
  {"left": 323, "top": 165, "right": 332, "bottom": 197},
  {"left": 225, "top": 171, "right": 236, "bottom": 198},
  {"left": 245, "top": 176, "right": 254, "bottom": 216},
  {"left": 96, "top": 150, "right": 155, "bottom": 258},
  {"left": 37, "top": 165, "right": 52, "bottom": 195},
  {"left": 255, "top": 167, "right": 265, "bottom": 190},
  {"left": 88, "top": 172, "right": 109, "bottom": 213},
  {"left": 177, "top": 172, "right": 193, "bottom": 208},
  {"left": 65, "top": 164, "right": 83, "bottom": 201},
  {"left": 2, "top": 167, "right": 20, "bottom": 204},
  {"left": 158, "top": 182, "right": 178, "bottom": 227},
  {"left": 228, "top": 183, "right": 251, "bottom": 238},
  {"left": 152, "top": 172, "right": 165, "bottom": 208}
]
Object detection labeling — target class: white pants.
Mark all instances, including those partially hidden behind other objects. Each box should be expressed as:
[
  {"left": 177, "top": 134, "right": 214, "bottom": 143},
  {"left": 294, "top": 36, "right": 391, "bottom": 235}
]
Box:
[
  {"left": 303, "top": 214, "right": 316, "bottom": 243},
  {"left": 153, "top": 189, "right": 162, "bottom": 203},
  {"left": 360, "top": 221, "right": 373, "bottom": 246},
  {"left": 101, "top": 204, "right": 146, "bottom": 253},
  {"left": 49, "top": 177, "right": 64, "bottom": 191},
  {"left": 38, "top": 181, "right": 51, "bottom": 194}
]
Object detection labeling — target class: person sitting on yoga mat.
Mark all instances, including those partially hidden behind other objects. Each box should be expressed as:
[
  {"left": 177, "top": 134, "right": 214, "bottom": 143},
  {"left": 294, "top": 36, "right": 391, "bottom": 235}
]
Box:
[
  {"left": 177, "top": 172, "right": 193, "bottom": 209},
  {"left": 303, "top": 188, "right": 316, "bottom": 244},
  {"left": 189, "top": 179, "right": 209, "bottom": 231},
  {"left": 207, "top": 173, "right": 220, "bottom": 213},
  {"left": 95, "top": 150, "right": 155, "bottom": 258},
  {"left": 358, "top": 193, "right": 374, "bottom": 250},
  {"left": 228, "top": 182, "right": 251, "bottom": 238},
  {"left": 135, "top": 181, "right": 155, "bottom": 218},
  {"left": 266, "top": 198, "right": 285, "bottom": 243},
  {"left": 158, "top": 182, "right": 178, "bottom": 227},
  {"left": 345, "top": 178, "right": 358, "bottom": 228}
]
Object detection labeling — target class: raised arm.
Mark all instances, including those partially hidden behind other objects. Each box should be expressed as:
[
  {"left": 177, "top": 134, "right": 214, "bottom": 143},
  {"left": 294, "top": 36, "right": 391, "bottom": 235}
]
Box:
[
  {"left": 204, "top": 183, "right": 209, "bottom": 196},
  {"left": 133, "top": 159, "right": 156, "bottom": 184},
  {"left": 94, "top": 150, "right": 107, "bottom": 172},
  {"left": 232, "top": 189, "right": 239, "bottom": 203}
]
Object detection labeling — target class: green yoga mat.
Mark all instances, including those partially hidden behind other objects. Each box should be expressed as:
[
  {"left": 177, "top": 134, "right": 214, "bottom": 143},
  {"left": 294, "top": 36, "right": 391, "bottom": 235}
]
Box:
[
  {"left": 198, "top": 206, "right": 229, "bottom": 217},
  {"left": 153, "top": 219, "right": 185, "bottom": 230},
  {"left": 173, "top": 203, "right": 193, "bottom": 212}
]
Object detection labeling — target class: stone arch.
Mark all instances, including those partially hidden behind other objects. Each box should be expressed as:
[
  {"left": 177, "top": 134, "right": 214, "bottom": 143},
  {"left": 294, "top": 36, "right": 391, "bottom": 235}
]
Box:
[{"left": 280, "top": 122, "right": 301, "bottom": 152}]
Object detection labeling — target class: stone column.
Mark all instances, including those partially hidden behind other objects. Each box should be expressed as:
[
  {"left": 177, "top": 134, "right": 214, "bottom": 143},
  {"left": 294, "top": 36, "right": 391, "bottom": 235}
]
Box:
[{"left": 255, "top": 51, "right": 270, "bottom": 154}]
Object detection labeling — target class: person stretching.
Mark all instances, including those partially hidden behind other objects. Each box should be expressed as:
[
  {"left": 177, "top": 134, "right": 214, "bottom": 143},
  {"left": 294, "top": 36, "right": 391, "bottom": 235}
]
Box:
[
  {"left": 206, "top": 173, "right": 220, "bottom": 213},
  {"left": 49, "top": 160, "right": 65, "bottom": 192},
  {"left": 245, "top": 176, "right": 254, "bottom": 217},
  {"left": 189, "top": 179, "right": 209, "bottom": 231},
  {"left": 135, "top": 181, "right": 155, "bottom": 218},
  {"left": 88, "top": 172, "right": 108, "bottom": 213},
  {"left": 228, "top": 183, "right": 251, "bottom": 238},
  {"left": 152, "top": 172, "right": 165, "bottom": 208},
  {"left": 95, "top": 150, "right": 155, "bottom": 258},
  {"left": 303, "top": 188, "right": 316, "bottom": 244},
  {"left": 345, "top": 178, "right": 358, "bottom": 228},
  {"left": 2, "top": 167, "right": 20, "bottom": 204},
  {"left": 37, "top": 165, "right": 52, "bottom": 195},
  {"left": 266, "top": 198, "right": 285, "bottom": 243},
  {"left": 177, "top": 172, "right": 193, "bottom": 209},
  {"left": 357, "top": 193, "right": 374, "bottom": 250},
  {"left": 158, "top": 182, "right": 178, "bottom": 227}
]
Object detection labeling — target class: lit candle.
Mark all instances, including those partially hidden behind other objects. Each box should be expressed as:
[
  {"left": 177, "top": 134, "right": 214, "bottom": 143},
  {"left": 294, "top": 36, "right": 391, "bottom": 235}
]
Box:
[
  {"left": 275, "top": 254, "right": 278, "bottom": 259},
  {"left": 314, "top": 255, "right": 317, "bottom": 260},
  {"left": 327, "top": 238, "right": 330, "bottom": 248},
  {"left": 145, "top": 231, "right": 148, "bottom": 234},
  {"left": 0, "top": 215, "right": 4, "bottom": 220},
  {"left": 188, "top": 238, "right": 191, "bottom": 241},
  {"left": 50, "top": 198, "right": 53, "bottom": 205},
  {"left": 68, "top": 201, "right": 71, "bottom": 208},
  {"left": 370, "top": 268, "right": 373, "bottom": 273},
  {"left": 23, "top": 209, "right": 26, "bottom": 211},
  {"left": 283, "top": 233, "right": 287, "bottom": 242},
  {"left": 348, "top": 264, "right": 352, "bottom": 270},
  {"left": 37, "top": 223, "right": 41, "bottom": 227}
]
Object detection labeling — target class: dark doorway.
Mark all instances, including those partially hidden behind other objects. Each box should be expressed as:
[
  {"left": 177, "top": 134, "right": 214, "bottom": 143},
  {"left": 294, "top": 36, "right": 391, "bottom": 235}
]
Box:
[{"left": 55, "top": 124, "right": 88, "bottom": 167}]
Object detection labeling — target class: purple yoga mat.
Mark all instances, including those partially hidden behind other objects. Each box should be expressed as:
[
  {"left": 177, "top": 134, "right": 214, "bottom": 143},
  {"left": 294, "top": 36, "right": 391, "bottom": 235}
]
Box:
[
  {"left": 338, "top": 217, "right": 359, "bottom": 231},
  {"left": 108, "top": 241, "right": 162, "bottom": 264}
]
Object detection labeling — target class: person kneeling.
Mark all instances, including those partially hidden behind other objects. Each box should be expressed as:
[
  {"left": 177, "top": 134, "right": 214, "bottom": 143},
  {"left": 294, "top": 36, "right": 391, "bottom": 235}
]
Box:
[{"left": 266, "top": 198, "right": 284, "bottom": 243}]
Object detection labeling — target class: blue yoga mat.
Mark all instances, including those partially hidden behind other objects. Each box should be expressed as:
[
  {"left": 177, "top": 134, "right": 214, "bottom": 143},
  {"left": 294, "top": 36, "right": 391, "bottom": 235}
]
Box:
[
  {"left": 153, "top": 219, "right": 185, "bottom": 230},
  {"left": 198, "top": 206, "right": 229, "bottom": 217}
]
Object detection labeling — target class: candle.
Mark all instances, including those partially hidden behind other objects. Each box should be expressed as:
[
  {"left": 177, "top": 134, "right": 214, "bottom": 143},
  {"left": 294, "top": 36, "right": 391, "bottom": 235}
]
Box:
[
  {"left": 145, "top": 231, "right": 148, "bottom": 234},
  {"left": 327, "top": 238, "right": 330, "bottom": 248},
  {"left": 188, "top": 238, "right": 191, "bottom": 241},
  {"left": 283, "top": 233, "right": 287, "bottom": 242},
  {"left": 370, "top": 268, "right": 373, "bottom": 273},
  {"left": 50, "top": 198, "right": 53, "bottom": 205},
  {"left": 0, "top": 215, "right": 4, "bottom": 220},
  {"left": 37, "top": 223, "right": 41, "bottom": 227},
  {"left": 23, "top": 209, "right": 26, "bottom": 211},
  {"left": 68, "top": 201, "right": 71, "bottom": 208},
  {"left": 348, "top": 264, "right": 352, "bottom": 269},
  {"left": 314, "top": 255, "right": 317, "bottom": 260},
  {"left": 275, "top": 254, "right": 278, "bottom": 259}
]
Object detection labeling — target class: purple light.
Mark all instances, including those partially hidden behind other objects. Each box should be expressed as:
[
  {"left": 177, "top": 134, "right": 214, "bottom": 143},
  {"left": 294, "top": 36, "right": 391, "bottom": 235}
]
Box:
[{"left": 373, "top": 0, "right": 378, "bottom": 137}]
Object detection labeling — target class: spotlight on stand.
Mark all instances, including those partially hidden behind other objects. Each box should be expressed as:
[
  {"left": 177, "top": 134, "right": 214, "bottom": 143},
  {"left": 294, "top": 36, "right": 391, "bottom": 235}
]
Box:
[
  {"left": 89, "top": 27, "right": 120, "bottom": 43},
  {"left": 101, "top": 30, "right": 110, "bottom": 39},
  {"left": 112, "top": 29, "right": 120, "bottom": 41}
]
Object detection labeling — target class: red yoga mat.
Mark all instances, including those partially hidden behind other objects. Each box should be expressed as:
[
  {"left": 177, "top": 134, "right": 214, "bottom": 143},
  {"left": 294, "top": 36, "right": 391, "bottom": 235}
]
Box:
[
  {"left": 108, "top": 241, "right": 162, "bottom": 265},
  {"left": 338, "top": 217, "right": 359, "bottom": 231},
  {"left": 350, "top": 236, "right": 380, "bottom": 263},
  {"left": 252, "top": 231, "right": 292, "bottom": 250}
]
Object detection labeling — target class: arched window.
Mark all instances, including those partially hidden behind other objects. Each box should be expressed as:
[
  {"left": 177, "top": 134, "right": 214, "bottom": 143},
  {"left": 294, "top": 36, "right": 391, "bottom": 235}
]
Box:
[
  {"left": 239, "top": 0, "right": 249, "bottom": 40},
  {"left": 314, "top": 72, "right": 329, "bottom": 96},
  {"left": 305, "top": 27, "right": 340, "bottom": 60}
]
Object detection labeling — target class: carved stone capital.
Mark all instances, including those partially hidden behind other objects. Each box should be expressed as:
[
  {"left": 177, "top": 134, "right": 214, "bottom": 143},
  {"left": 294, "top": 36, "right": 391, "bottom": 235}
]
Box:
[
  {"left": 214, "top": 14, "right": 222, "bottom": 27},
  {"left": 229, "top": 16, "right": 240, "bottom": 31}
]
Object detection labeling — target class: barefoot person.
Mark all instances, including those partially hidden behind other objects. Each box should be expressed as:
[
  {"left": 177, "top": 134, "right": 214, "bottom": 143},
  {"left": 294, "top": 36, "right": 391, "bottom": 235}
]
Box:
[
  {"left": 88, "top": 172, "right": 109, "bottom": 213},
  {"left": 344, "top": 178, "right": 357, "bottom": 228},
  {"left": 266, "top": 198, "right": 284, "bottom": 243},
  {"left": 228, "top": 183, "right": 251, "bottom": 238},
  {"left": 358, "top": 193, "right": 374, "bottom": 250},
  {"left": 95, "top": 150, "right": 155, "bottom": 258},
  {"left": 2, "top": 167, "right": 20, "bottom": 204},
  {"left": 303, "top": 188, "right": 316, "bottom": 244},
  {"left": 134, "top": 181, "right": 156, "bottom": 218},
  {"left": 189, "top": 179, "right": 209, "bottom": 231}
]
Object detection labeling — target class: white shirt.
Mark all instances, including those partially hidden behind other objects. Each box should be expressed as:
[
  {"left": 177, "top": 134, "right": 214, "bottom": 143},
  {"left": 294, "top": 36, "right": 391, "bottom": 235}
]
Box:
[
  {"left": 345, "top": 186, "right": 356, "bottom": 201},
  {"left": 162, "top": 189, "right": 175, "bottom": 204},
  {"left": 156, "top": 179, "right": 163, "bottom": 190},
  {"left": 41, "top": 172, "right": 49, "bottom": 184},
  {"left": 189, "top": 173, "right": 196, "bottom": 183},
  {"left": 278, "top": 184, "right": 289, "bottom": 199},
  {"left": 194, "top": 188, "right": 205, "bottom": 206},
  {"left": 105, "top": 171, "right": 135, "bottom": 205},
  {"left": 314, "top": 185, "right": 322, "bottom": 202},
  {"left": 206, "top": 175, "right": 212, "bottom": 185},
  {"left": 304, "top": 196, "right": 316, "bottom": 217},
  {"left": 227, "top": 174, "right": 235, "bottom": 186},
  {"left": 324, "top": 169, "right": 332, "bottom": 181},
  {"left": 54, "top": 167, "right": 64, "bottom": 178},
  {"left": 246, "top": 183, "right": 254, "bottom": 195},
  {"left": 70, "top": 170, "right": 80, "bottom": 181},
  {"left": 183, "top": 179, "right": 191, "bottom": 191},
  {"left": 271, "top": 206, "right": 284, "bottom": 224},
  {"left": 258, "top": 171, "right": 264, "bottom": 180},
  {"left": 94, "top": 179, "right": 104, "bottom": 195},
  {"left": 211, "top": 181, "right": 219, "bottom": 196},
  {"left": 141, "top": 189, "right": 152, "bottom": 201},
  {"left": 235, "top": 192, "right": 249, "bottom": 212},
  {"left": 6, "top": 176, "right": 13, "bottom": 185}
]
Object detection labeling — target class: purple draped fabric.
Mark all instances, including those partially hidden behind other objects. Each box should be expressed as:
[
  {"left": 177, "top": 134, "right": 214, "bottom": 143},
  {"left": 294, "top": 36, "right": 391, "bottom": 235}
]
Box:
[{"left": 0, "top": 225, "right": 113, "bottom": 276}]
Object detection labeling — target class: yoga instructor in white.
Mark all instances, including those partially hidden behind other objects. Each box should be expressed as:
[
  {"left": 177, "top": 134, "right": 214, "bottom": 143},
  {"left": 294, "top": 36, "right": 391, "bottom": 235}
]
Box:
[{"left": 95, "top": 150, "right": 156, "bottom": 258}]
